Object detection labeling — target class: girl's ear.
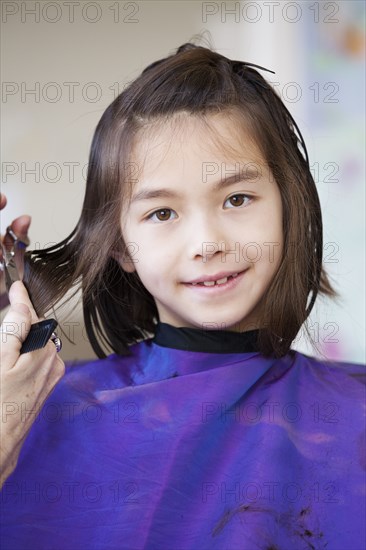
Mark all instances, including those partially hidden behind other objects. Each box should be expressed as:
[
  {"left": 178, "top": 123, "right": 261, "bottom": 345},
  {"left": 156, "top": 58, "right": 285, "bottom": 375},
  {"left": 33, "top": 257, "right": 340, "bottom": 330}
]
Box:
[{"left": 111, "top": 250, "right": 136, "bottom": 273}]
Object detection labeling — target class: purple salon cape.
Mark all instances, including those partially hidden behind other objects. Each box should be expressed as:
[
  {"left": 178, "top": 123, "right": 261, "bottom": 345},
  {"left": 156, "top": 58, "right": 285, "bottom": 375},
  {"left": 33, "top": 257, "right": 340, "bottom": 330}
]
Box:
[{"left": 1, "top": 323, "right": 365, "bottom": 550}]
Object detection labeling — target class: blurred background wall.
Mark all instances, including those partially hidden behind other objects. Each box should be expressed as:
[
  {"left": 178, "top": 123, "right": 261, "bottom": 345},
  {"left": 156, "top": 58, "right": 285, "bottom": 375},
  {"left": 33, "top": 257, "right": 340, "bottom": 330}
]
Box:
[{"left": 1, "top": 0, "right": 365, "bottom": 363}]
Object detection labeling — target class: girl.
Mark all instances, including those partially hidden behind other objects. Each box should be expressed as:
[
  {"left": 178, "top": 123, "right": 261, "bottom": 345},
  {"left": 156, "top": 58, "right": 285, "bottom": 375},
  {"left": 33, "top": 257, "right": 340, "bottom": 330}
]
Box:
[{"left": 0, "top": 42, "right": 365, "bottom": 550}]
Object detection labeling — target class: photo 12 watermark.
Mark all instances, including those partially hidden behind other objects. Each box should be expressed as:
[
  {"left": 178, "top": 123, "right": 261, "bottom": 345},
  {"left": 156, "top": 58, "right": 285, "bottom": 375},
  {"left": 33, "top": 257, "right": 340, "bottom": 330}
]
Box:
[
  {"left": 1, "top": 81, "right": 132, "bottom": 104},
  {"left": 201, "top": 479, "right": 340, "bottom": 504},
  {"left": 1, "top": 161, "right": 140, "bottom": 183},
  {"left": 1, "top": 398, "right": 140, "bottom": 425},
  {"left": 1, "top": 1, "right": 140, "bottom": 24},
  {"left": 201, "top": 161, "right": 340, "bottom": 186},
  {"left": 201, "top": 399, "right": 341, "bottom": 424},
  {"left": 1, "top": 478, "right": 140, "bottom": 505},
  {"left": 198, "top": 241, "right": 340, "bottom": 264},
  {"left": 201, "top": 2, "right": 340, "bottom": 24}
]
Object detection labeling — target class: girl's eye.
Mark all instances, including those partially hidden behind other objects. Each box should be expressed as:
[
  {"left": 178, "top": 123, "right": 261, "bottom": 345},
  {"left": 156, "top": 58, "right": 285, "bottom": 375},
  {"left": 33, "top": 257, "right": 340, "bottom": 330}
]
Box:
[
  {"left": 146, "top": 208, "right": 177, "bottom": 222},
  {"left": 224, "top": 194, "right": 252, "bottom": 208}
]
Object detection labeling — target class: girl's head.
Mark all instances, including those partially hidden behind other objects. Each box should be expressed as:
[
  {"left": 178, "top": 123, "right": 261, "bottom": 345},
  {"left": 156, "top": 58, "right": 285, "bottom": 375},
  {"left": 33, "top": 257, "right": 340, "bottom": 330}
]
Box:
[
  {"left": 26, "top": 41, "right": 338, "bottom": 358},
  {"left": 118, "top": 110, "right": 283, "bottom": 337}
]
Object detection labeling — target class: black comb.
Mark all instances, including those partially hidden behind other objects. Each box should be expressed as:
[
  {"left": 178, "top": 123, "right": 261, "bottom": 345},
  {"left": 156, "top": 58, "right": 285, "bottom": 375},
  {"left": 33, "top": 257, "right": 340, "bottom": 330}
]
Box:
[{"left": 19, "top": 318, "right": 58, "bottom": 354}]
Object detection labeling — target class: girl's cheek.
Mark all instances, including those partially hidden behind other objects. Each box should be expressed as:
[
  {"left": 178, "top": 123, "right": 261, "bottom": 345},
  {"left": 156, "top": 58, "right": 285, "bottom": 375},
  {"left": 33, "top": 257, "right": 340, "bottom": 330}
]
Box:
[
  {"left": 240, "top": 239, "right": 283, "bottom": 266},
  {"left": 241, "top": 241, "right": 271, "bottom": 263}
]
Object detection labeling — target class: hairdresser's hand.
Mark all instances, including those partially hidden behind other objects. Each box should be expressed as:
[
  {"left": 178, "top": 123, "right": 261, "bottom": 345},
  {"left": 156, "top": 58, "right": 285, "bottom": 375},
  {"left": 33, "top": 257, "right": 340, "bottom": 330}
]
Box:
[
  {"left": 0, "top": 193, "right": 31, "bottom": 308},
  {"left": 0, "top": 280, "right": 65, "bottom": 488}
]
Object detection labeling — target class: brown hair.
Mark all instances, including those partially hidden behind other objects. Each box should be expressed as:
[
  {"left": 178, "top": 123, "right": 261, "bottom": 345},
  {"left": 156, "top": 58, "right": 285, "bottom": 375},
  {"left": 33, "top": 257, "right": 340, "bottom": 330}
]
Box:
[{"left": 24, "top": 38, "right": 339, "bottom": 359}]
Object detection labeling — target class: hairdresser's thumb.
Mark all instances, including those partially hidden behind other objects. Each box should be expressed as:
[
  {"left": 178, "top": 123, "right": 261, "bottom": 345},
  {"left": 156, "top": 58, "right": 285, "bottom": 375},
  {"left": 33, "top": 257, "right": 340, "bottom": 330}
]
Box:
[
  {"left": 0, "top": 299, "right": 32, "bottom": 369},
  {"left": 8, "top": 281, "right": 39, "bottom": 324}
]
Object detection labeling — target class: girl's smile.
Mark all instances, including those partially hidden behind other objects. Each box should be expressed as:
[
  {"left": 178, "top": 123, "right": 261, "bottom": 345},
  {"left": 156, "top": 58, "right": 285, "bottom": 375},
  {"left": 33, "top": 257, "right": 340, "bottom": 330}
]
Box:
[
  {"left": 183, "top": 269, "right": 245, "bottom": 285},
  {"left": 119, "top": 111, "right": 284, "bottom": 333},
  {"left": 182, "top": 269, "right": 248, "bottom": 297}
]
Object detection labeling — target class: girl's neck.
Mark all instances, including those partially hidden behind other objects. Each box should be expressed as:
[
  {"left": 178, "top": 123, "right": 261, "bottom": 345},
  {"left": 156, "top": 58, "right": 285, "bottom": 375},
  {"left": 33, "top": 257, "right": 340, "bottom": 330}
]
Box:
[{"left": 152, "top": 322, "right": 260, "bottom": 353}]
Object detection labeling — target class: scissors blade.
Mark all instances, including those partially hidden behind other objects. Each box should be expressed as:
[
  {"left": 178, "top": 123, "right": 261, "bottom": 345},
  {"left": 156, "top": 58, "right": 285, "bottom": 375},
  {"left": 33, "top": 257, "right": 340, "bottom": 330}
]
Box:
[{"left": 1, "top": 244, "right": 21, "bottom": 292}]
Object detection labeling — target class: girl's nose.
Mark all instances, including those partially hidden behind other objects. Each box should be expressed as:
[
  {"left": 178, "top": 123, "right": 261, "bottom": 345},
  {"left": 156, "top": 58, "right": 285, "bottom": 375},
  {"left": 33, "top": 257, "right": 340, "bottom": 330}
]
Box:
[{"left": 185, "top": 215, "right": 226, "bottom": 262}]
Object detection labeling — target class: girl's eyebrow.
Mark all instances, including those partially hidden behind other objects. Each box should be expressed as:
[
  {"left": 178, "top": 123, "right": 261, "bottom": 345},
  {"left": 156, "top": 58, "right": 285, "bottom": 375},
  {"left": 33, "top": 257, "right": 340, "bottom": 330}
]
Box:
[{"left": 130, "top": 165, "right": 262, "bottom": 204}]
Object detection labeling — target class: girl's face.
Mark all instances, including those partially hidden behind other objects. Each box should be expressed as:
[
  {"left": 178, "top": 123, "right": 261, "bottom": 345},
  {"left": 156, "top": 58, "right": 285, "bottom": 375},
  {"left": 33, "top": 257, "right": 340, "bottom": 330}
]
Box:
[{"left": 119, "top": 113, "right": 283, "bottom": 332}]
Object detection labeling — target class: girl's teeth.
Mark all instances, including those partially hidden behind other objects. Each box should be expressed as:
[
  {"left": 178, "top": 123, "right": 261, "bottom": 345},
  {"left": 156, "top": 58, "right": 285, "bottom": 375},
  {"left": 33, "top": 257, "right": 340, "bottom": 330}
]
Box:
[
  {"left": 190, "top": 273, "right": 240, "bottom": 287},
  {"left": 200, "top": 275, "right": 232, "bottom": 286}
]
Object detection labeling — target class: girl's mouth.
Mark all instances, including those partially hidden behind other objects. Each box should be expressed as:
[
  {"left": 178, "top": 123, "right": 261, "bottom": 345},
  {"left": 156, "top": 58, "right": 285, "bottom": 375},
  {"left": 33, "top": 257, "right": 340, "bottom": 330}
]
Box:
[
  {"left": 183, "top": 270, "right": 247, "bottom": 293},
  {"left": 191, "top": 272, "right": 239, "bottom": 286}
]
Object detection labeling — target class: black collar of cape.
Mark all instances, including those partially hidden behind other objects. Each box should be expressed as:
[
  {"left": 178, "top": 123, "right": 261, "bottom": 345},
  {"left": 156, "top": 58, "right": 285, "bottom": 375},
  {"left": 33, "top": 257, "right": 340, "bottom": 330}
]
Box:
[{"left": 152, "top": 322, "right": 260, "bottom": 354}]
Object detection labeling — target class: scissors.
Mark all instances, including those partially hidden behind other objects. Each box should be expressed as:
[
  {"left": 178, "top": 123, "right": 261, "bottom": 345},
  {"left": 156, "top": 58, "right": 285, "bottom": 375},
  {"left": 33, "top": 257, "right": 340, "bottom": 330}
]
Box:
[{"left": 0, "top": 227, "right": 59, "bottom": 354}]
